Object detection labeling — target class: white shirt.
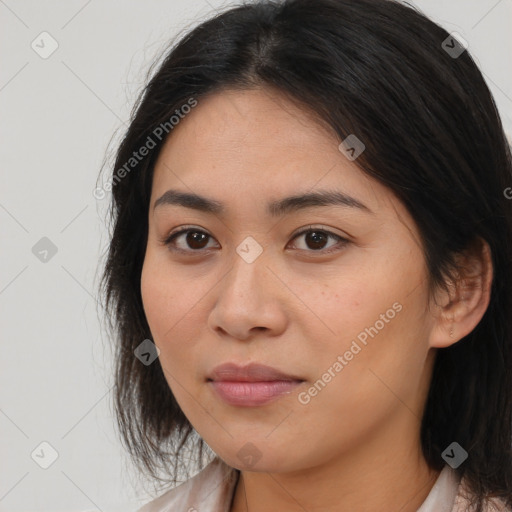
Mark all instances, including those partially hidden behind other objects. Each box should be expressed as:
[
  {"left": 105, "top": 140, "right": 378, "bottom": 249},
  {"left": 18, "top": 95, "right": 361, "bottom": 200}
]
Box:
[{"left": 136, "top": 456, "right": 509, "bottom": 512}]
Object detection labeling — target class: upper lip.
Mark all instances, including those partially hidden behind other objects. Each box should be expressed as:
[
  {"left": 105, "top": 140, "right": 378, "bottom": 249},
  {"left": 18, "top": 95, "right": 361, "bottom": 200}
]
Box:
[{"left": 208, "top": 362, "right": 304, "bottom": 382}]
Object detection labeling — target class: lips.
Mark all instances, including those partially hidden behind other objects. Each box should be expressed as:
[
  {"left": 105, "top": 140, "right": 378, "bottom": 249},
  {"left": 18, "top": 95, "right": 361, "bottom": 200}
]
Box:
[
  {"left": 207, "top": 362, "right": 304, "bottom": 382},
  {"left": 207, "top": 362, "right": 305, "bottom": 407}
]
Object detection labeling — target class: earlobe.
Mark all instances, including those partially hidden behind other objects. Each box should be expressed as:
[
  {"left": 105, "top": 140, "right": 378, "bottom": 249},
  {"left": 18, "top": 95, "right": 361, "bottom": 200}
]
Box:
[{"left": 428, "top": 239, "right": 493, "bottom": 349}]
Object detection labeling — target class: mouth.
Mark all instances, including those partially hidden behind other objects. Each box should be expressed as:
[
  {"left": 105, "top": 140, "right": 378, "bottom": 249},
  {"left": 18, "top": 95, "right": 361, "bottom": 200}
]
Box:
[{"left": 207, "top": 362, "right": 305, "bottom": 407}]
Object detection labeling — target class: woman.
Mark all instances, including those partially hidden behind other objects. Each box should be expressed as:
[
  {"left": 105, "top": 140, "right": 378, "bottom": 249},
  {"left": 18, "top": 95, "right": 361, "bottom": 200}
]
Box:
[{"left": 98, "top": 0, "right": 512, "bottom": 510}]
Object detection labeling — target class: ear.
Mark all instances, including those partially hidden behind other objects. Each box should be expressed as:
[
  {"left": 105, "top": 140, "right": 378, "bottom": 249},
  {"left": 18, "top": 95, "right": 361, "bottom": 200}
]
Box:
[{"left": 428, "top": 238, "right": 493, "bottom": 349}]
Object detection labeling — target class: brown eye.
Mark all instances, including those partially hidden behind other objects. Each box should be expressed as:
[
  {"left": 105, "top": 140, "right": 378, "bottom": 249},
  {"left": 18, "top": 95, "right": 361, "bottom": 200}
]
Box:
[
  {"left": 183, "top": 231, "right": 209, "bottom": 249},
  {"left": 162, "top": 228, "right": 218, "bottom": 253},
  {"left": 289, "top": 227, "right": 349, "bottom": 254},
  {"left": 303, "top": 230, "right": 329, "bottom": 250},
  {"left": 161, "top": 225, "right": 349, "bottom": 256}
]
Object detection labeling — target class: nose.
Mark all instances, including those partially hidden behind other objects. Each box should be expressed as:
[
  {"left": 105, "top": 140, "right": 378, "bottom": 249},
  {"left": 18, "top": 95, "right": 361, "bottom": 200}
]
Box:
[{"left": 207, "top": 243, "right": 288, "bottom": 341}]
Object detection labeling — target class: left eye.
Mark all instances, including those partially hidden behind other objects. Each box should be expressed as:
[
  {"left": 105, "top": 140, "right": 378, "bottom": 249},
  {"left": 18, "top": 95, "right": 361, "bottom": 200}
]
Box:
[
  {"left": 160, "top": 226, "right": 349, "bottom": 254},
  {"left": 288, "top": 227, "right": 349, "bottom": 253}
]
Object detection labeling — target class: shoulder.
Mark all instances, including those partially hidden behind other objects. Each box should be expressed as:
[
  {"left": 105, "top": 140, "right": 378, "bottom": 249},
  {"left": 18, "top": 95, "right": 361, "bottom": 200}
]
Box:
[
  {"left": 452, "top": 474, "right": 511, "bottom": 512},
  {"left": 136, "top": 457, "right": 239, "bottom": 512}
]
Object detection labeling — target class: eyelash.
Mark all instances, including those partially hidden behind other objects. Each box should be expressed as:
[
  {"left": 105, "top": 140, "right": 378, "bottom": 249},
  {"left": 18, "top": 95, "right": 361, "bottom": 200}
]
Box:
[{"left": 159, "top": 225, "right": 350, "bottom": 256}]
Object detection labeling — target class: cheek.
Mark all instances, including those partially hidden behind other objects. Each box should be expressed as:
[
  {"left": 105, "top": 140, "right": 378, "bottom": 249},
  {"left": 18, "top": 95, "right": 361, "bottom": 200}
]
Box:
[
  {"left": 140, "top": 257, "right": 207, "bottom": 413},
  {"left": 290, "top": 303, "right": 429, "bottom": 461},
  {"left": 290, "top": 267, "right": 394, "bottom": 347},
  {"left": 317, "top": 253, "right": 428, "bottom": 349},
  {"left": 141, "top": 257, "right": 173, "bottom": 340},
  {"left": 294, "top": 262, "right": 430, "bottom": 400},
  {"left": 140, "top": 254, "right": 201, "bottom": 360}
]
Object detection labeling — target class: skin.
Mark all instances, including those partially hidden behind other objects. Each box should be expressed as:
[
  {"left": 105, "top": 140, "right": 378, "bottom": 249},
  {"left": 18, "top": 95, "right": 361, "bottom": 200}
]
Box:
[{"left": 140, "top": 87, "right": 492, "bottom": 511}]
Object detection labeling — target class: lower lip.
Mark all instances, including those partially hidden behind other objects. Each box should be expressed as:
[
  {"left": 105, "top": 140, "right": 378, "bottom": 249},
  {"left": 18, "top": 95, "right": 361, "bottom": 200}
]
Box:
[{"left": 209, "top": 380, "right": 303, "bottom": 406}]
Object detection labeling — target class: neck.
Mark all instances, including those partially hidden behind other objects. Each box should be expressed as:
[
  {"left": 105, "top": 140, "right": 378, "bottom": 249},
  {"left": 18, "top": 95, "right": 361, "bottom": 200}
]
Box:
[{"left": 230, "top": 420, "right": 441, "bottom": 512}]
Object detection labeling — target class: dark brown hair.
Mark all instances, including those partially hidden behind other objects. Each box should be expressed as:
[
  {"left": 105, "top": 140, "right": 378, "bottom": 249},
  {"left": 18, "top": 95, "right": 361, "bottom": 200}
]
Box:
[{"left": 98, "top": 0, "right": 512, "bottom": 508}]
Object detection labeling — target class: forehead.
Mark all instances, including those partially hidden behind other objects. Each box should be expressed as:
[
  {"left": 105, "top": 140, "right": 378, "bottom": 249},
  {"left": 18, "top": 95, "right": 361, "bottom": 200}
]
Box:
[
  {"left": 156, "top": 88, "right": 338, "bottom": 166},
  {"left": 150, "top": 88, "right": 394, "bottom": 215}
]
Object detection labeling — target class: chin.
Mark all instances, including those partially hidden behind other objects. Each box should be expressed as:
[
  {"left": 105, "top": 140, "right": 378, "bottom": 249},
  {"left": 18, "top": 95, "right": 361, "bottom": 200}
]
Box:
[{"left": 217, "top": 445, "right": 301, "bottom": 473}]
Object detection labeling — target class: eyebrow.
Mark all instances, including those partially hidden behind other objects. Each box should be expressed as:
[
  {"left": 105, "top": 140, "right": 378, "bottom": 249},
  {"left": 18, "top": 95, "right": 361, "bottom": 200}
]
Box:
[{"left": 153, "top": 188, "right": 373, "bottom": 216}]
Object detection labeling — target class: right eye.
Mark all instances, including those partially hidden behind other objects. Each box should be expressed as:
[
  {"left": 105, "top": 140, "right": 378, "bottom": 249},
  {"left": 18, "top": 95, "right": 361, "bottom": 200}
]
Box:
[{"left": 160, "top": 226, "right": 220, "bottom": 253}]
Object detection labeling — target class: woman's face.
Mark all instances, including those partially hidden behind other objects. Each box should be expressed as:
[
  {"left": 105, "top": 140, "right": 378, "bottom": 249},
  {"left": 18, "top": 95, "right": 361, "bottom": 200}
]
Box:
[{"left": 141, "top": 87, "right": 438, "bottom": 473}]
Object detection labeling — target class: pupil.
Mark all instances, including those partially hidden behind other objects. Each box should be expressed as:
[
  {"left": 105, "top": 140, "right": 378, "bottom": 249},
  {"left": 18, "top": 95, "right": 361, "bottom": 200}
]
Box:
[
  {"left": 187, "top": 231, "right": 208, "bottom": 249},
  {"left": 306, "top": 231, "right": 327, "bottom": 250}
]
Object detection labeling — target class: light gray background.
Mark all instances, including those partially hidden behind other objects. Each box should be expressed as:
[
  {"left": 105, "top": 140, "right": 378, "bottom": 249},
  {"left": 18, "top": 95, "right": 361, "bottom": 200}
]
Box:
[{"left": 1, "top": 1, "right": 511, "bottom": 511}]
